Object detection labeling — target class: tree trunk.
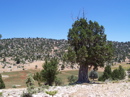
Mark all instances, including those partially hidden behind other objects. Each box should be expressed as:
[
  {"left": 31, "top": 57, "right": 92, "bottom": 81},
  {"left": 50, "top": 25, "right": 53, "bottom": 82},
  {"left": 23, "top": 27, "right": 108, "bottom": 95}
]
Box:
[{"left": 76, "top": 64, "right": 90, "bottom": 83}]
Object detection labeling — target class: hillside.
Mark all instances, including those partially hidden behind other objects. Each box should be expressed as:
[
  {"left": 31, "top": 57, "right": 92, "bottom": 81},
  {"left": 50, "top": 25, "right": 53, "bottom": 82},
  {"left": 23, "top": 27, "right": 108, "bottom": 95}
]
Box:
[
  {"left": 0, "top": 38, "right": 68, "bottom": 63},
  {"left": 0, "top": 38, "right": 130, "bottom": 65}
]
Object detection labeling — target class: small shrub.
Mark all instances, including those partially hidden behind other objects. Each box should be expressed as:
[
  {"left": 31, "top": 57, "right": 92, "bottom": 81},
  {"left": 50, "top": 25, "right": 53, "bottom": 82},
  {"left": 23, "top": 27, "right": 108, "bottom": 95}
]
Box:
[
  {"left": 46, "top": 90, "right": 57, "bottom": 97},
  {"left": 20, "top": 92, "right": 32, "bottom": 97},
  {"left": 68, "top": 75, "right": 77, "bottom": 84},
  {"left": 61, "top": 64, "right": 65, "bottom": 70},
  {"left": 54, "top": 77, "right": 63, "bottom": 86},
  {"left": 118, "top": 65, "right": 125, "bottom": 80},
  {"left": 0, "top": 92, "right": 3, "bottom": 96},
  {"left": 12, "top": 85, "right": 17, "bottom": 88},
  {"left": 89, "top": 70, "right": 98, "bottom": 80}
]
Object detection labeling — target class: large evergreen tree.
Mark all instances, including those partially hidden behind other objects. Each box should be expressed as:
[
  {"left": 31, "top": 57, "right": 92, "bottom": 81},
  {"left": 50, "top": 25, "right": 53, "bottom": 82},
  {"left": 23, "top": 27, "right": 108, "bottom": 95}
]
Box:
[{"left": 67, "top": 17, "right": 113, "bottom": 83}]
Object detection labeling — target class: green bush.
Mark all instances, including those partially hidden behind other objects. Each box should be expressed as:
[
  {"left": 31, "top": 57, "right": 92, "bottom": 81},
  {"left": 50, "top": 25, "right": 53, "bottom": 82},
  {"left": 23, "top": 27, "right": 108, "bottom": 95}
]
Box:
[
  {"left": 12, "top": 85, "right": 17, "bottom": 88},
  {"left": 112, "top": 69, "right": 119, "bottom": 80},
  {"left": 99, "top": 65, "right": 126, "bottom": 81},
  {"left": 68, "top": 75, "right": 77, "bottom": 84},
  {"left": 98, "top": 65, "right": 112, "bottom": 81},
  {"left": 54, "top": 77, "right": 63, "bottom": 86},
  {"left": 61, "top": 64, "right": 65, "bottom": 70},
  {"left": 118, "top": 65, "right": 125, "bottom": 80},
  {"left": 0, "top": 74, "right": 5, "bottom": 89},
  {"left": 89, "top": 70, "right": 98, "bottom": 80},
  {"left": 20, "top": 92, "right": 32, "bottom": 97},
  {"left": 0, "top": 92, "right": 3, "bottom": 96},
  {"left": 46, "top": 90, "right": 57, "bottom": 97}
]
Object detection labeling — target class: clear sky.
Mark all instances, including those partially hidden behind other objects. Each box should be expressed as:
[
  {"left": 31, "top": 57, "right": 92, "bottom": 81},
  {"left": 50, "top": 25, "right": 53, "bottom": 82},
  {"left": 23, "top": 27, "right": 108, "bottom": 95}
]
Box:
[{"left": 0, "top": 0, "right": 130, "bottom": 42}]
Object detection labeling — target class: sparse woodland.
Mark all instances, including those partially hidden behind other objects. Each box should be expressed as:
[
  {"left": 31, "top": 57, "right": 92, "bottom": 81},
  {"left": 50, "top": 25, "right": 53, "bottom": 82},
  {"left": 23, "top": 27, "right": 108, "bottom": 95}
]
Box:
[
  {"left": 0, "top": 38, "right": 68, "bottom": 64},
  {"left": 0, "top": 38, "right": 130, "bottom": 64}
]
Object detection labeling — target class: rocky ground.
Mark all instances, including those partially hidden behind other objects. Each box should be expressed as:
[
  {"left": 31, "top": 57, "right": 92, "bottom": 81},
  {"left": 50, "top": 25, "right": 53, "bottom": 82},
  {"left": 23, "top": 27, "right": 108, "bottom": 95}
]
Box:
[{"left": 1, "top": 81, "right": 130, "bottom": 97}]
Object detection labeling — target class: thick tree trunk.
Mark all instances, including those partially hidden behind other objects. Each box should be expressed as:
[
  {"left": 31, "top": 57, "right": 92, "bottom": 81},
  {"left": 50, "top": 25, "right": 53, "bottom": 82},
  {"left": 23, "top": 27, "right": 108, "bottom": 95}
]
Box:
[{"left": 76, "top": 64, "right": 90, "bottom": 83}]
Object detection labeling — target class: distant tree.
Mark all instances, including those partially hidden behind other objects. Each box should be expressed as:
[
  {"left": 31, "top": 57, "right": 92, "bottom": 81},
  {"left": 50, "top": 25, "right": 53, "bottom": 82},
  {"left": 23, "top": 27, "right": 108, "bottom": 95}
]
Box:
[
  {"left": 61, "top": 64, "right": 65, "bottom": 70},
  {"left": 15, "top": 58, "right": 20, "bottom": 64},
  {"left": 0, "top": 34, "right": 2, "bottom": 39},
  {"left": 67, "top": 17, "right": 113, "bottom": 83},
  {"left": 0, "top": 74, "right": 5, "bottom": 89},
  {"left": 41, "top": 58, "right": 59, "bottom": 86},
  {"left": 3, "top": 57, "right": 6, "bottom": 62},
  {"left": 35, "top": 65, "right": 38, "bottom": 69},
  {"left": 89, "top": 70, "right": 98, "bottom": 80}
]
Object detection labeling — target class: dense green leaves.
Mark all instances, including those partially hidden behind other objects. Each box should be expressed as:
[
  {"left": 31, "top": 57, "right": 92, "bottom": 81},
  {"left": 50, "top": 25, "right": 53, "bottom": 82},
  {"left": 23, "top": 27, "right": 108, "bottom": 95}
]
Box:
[
  {"left": 68, "top": 18, "right": 113, "bottom": 69},
  {"left": 41, "top": 58, "right": 59, "bottom": 86},
  {"left": 99, "top": 65, "right": 126, "bottom": 81},
  {"left": 89, "top": 70, "right": 98, "bottom": 80},
  {"left": 0, "top": 74, "right": 5, "bottom": 89},
  {"left": 67, "top": 17, "right": 113, "bottom": 83}
]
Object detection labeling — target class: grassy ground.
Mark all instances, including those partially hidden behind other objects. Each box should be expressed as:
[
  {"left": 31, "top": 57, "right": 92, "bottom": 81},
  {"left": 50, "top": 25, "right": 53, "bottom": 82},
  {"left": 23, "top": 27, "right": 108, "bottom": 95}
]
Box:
[
  {"left": 111, "top": 63, "right": 130, "bottom": 70},
  {"left": 2, "top": 69, "right": 103, "bottom": 88},
  {"left": 2, "top": 63, "right": 129, "bottom": 89}
]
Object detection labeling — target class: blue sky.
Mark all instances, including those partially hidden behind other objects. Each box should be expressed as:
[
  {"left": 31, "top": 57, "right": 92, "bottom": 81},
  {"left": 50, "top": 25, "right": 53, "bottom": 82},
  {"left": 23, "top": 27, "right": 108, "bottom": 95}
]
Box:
[{"left": 0, "top": 0, "right": 130, "bottom": 42}]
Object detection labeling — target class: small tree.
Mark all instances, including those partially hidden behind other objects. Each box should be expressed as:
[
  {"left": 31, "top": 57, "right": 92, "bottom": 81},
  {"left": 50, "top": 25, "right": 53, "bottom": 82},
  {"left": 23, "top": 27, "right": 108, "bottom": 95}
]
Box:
[
  {"left": 118, "top": 65, "right": 125, "bottom": 80},
  {"left": 33, "top": 72, "right": 42, "bottom": 86},
  {"left": 41, "top": 58, "right": 59, "bottom": 86},
  {"left": 0, "top": 74, "right": 5, "bottom": 89},
  {"left": 89, "top": 70, "right": 98, "bottom": 80},
  {"left": 26, "top": 74, "right": 35, "bottom": 94},
  {"left": 98, "top": 65, "right": 112, "bottom": 81},
  {"left": 112, "top": 69, "right": 119, "bottom": 80}
]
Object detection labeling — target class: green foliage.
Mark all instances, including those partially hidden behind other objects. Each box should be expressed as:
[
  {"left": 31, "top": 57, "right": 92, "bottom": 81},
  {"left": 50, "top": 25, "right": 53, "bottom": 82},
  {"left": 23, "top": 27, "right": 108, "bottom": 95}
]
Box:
[
  {"left": 112, "top": 69, "right": 119, "bottom": 80},
  {"left": 15, "top": 58, "right": 20, "bottom": 64},
  {"left": 118, "top": 65, "right": 126, "bottom": 79},
  {"left": 68, "top": 75, "right": 77, "bottom": 84},
  {"left": 89, "top": 70, "right": 98, "bottom": 80},
  {"left": 67, "top": 17, "right": 113, "bottom": 83},
  {"left": 33, "top": 72, "right": 42, "bottom": 86},
  {"left": 46, "top": 90, "right": 57, "bottom": 97},
  {"left": 98, "top": 65, "right": 112, "bottom": 81},
  {"left": 127, "top": 68, "right": 130, "bottom": 78},
  {"left": 61, "top": 64, "right": 65, "bottom": 70},
  {"left": 0, "top": 92, "right": 3, "bottom": 96},
  {"left": 41, "top": 58, "right": 59, "bottom": 86},
  {"left": 54, "top": 77, "right": 63, "bottom": 86},
  {"left": 99, "top": 65, "right": 126, "bottom": 81},
  {"left": 0, "top": 74, "right": 5, "bottom": 89},
  {"left": 0, "top": 34, "right": 2, "bottom": 39},
  {"left": 26, "top": 74, "right": 35, "bottom": 94},
  {"left": 12, "top": 85, "right": 17, "bottom": 88},
  {"left": 20, "top": 92, "right": 32, "bottom": 97}
]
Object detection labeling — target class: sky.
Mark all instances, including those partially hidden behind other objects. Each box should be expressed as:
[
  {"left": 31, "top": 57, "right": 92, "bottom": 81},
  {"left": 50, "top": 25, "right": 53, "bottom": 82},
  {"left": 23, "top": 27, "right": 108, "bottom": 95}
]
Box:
[{"left": 0, "top": 0, "right": 130, "bottom": 42}]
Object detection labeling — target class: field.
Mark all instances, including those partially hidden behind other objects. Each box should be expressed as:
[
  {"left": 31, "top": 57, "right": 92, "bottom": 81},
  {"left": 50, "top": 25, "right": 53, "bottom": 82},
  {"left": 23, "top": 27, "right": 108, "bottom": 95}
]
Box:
[
  {"left": 2, "top": 69, "right": 103, "bottom": 89},
  {"left": 2, "top": 63, "right": 130, "bottom": 89}
]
